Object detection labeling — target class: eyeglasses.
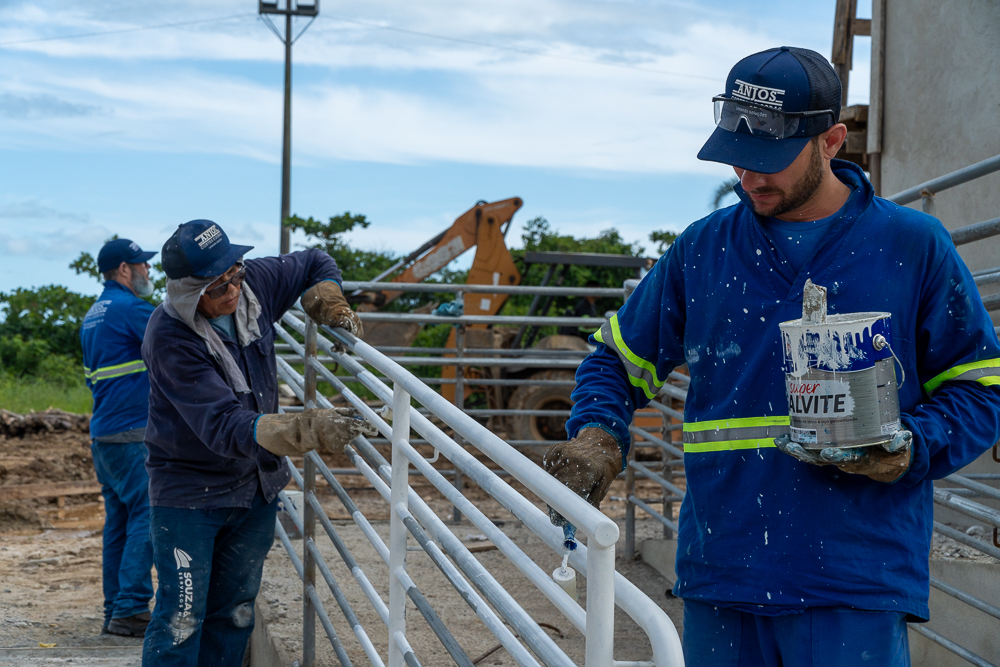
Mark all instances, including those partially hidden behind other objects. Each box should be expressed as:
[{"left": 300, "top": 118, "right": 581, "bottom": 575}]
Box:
[
  {"left": 205, "top": 263, "right": 246, "bottom": 300},
  {"left": 713, "top": 96, "right": 834, "bottom": 140}
]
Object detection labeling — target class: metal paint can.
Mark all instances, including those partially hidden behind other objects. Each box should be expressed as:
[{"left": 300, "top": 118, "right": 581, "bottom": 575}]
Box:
[{"left": 779, "top": 312, "right": 901, "bottom": 449}]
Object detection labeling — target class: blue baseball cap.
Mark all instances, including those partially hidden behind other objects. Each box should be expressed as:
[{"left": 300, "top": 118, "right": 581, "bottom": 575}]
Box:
[
  {"left": 161, "top": 220, "right": 254, "bottom": 280},
  {"left": 97, "top": 239, "right": 157, "bottom": 274},
  {"left": 698, "top": 46, "right": 841, "bottom": 174}
]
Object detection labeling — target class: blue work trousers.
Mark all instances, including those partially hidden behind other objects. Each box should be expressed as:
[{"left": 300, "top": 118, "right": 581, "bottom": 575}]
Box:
[
  {"left": 91, "top": 441, "right": 154, "bottom": 623},
  {"left": 683, "top": 599, "right": 911, "bottom": 667},
  {"left": 142, "top": 487, "right": 277, "bottom": 667}
]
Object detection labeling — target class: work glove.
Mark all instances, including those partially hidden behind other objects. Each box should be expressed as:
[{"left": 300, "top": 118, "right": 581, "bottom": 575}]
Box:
[
  {"left": 774, "top": 429, "right": 913, "bottom": 484},
  {"left": 255, "top": 408, "right": 377, "bottom": 457},
  {"left": 301, "top": 281, "right": 364, "bottom": 341},
  {"left": 543, "top": 427, "right": 623, "bottom": 526}
]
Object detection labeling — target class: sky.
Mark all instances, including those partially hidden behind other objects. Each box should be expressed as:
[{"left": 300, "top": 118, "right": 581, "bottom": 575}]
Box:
[{"left": 0, "top": 0, "right": 873, "bottom": 296}]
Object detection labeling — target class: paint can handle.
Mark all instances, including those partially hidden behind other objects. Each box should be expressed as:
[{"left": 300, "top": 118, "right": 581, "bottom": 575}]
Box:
[{"left": 873, "top": 334, "right": 906, "bottom": 389}]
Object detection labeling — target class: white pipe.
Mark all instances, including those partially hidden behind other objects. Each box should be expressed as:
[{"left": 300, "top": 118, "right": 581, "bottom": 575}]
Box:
[
  {"left": 387, "top": 384, "right": 411, "bottom": 667},
  {"left": 586, "top": 541, "right": 616, "bottom": 667}
]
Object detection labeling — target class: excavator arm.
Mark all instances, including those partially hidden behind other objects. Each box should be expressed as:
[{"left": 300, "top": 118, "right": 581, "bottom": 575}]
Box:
[{"left": 355, "top": 197, "right": 523, "bottom": 314}]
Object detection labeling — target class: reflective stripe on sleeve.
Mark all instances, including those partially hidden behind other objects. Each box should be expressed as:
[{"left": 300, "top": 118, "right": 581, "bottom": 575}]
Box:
[
  {"left": 86, "top": 359, "right": 147, "bottom": 383},
  {"left": 923, "top": 358, "right": 1000, "bottom": 395},
  {"left": 682, "top": 416, "right": 790, "bottom": 453},
  {"left": 593, "top": 314, "right": 665, "bottom": 400}
]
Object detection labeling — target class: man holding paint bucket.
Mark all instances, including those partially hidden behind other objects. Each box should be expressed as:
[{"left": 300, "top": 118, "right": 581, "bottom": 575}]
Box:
[{"left": 545, "top": 46, "right": 1000, "bottom": 666}]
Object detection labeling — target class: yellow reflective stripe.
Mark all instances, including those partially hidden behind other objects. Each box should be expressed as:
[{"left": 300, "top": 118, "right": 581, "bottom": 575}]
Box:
[
  {"left": 683, "top": 416, "right": 790, "bottom": 432},
  {"left": 598, "top": 314, "right": 665, "bottom": 400},
  {"left": 88, "top": 360, "right": 147, "bottom": 383},
  {"left": 923, "top": 358, "right": 1000, "bottom": 394},
  {"left": 682, "top": 416, "right": 789, "bottom": 454},
  {"left": 684, "top": 439, "right": 778, "bottom": 453}
]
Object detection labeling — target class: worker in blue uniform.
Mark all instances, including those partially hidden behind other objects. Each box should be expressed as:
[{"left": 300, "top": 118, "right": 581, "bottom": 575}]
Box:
[
  {"left": 544, "top": 47, "right": 1000, "bottom": 666},
  {"left": 80, "top": 238, "right": 158, "bottom": 637},
  {"left": 140, "top": 220, "right": 375, "bottom": 667}
]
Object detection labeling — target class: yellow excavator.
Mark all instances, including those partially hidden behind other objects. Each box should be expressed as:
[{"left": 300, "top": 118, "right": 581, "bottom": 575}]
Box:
[{"left": 350, "top": 197, "right": 648, "bottom": 442}]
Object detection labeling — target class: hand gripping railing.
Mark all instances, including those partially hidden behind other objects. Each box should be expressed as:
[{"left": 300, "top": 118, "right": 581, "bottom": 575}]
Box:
[{"left": 272, "top": 310, "right": 684, "bottom": 667}]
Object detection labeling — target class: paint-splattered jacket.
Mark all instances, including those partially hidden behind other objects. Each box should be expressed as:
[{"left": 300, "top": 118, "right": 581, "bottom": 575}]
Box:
[
  {"left": 142, "top": 250, "right": 341, "bottom": 510},
  {"left": 568, "top": 160, "right": 1000, "bottom": 620}
]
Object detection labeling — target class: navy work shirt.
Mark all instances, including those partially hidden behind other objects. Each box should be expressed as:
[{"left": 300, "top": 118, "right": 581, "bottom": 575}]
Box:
[
  {"left": 81, "top": 280, "right": 157, "bottom": 439},
  {"left": 142, "top": 249, "right": 342, "bottom": 509}
]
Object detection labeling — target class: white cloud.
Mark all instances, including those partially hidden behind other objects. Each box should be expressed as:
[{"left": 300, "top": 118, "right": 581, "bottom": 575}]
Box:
[{"left": 0, "top": 0, "right": 838, "bottom": 175}]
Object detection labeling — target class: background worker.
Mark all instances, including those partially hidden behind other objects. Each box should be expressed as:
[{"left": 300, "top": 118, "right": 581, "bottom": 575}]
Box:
[
  {"left": 80, "top": 238, "right": 158, "bottom": 637},
  {"left": 140, "top": 220, "right": 374, "bottom": 667},
  {"left": 545, "top": 47, "right": 1000, "bottom": 666}
]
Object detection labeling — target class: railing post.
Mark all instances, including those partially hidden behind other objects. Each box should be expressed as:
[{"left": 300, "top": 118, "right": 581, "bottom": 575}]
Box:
[
  {"left": 452, "top": 323, "right": 466, "bottom": 523},
  {"left": 663, "top": 397, "right": 675, "bottom": 540},
  {"left": 585, "top": 540, "right": 616, "bottom": 667},
  {"left": 302, "top": 452, "right": 317, "bottom": 667},
  {"left": 921, "top": 188, "right": 936, "bottom": 216},
  {"left": 304, "top": 317, "right": 318, "bottom": 408},
  {"left": 624, "top": 421, "right": 636, "bottom": 559},
  {"left": 388, "top": 382, "right": 411, "bottom": 667}
]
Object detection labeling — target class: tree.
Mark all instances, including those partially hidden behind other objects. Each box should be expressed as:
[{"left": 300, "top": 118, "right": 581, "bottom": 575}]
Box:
[
  {"left": 284, "top": 212, "right": 467, "bottom": 312},
  {"left": 649, "top": 229, "right": 677, "bottom": 255},
  {"left": 0, "top": 285, "right": 95, "bottom": 362}
]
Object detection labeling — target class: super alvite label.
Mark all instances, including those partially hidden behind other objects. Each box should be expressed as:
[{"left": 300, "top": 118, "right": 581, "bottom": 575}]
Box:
[{"left": 786, "top": 379, "right": 855, "bottom": 417}]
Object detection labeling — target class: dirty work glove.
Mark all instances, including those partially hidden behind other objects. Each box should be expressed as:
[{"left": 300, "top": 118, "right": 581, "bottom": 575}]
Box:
[
  {"left": 255, "top": 408, "right": 377, "bottom": 457},
  {"left": 774, "top": 430, "right": 912, "bottom": 484},
  {"left": 301, "top": 281, "right": 364, "bottom": 340},
  {"left": 543, "top": 427, "right": 623, "bottom": 526}
]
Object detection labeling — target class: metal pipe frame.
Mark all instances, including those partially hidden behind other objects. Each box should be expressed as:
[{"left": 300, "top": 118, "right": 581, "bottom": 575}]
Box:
[
  {"left": 276, "top": 326, "right": 572, "bottom": 665},
  {"left": 343, "top": 280, "right": 625, "bottom": 298},
  {"left": 906, "top": 624, "right": 997, "bottom": 667},
  {"left": 274, "top": 518, "right": 355, "bottom": 667},
  {"left": 345, "top": 442, "right": 574, "bottom": 667},
  {"left": 887, "top": 153, "right": 1000, "bottom": 205},
  {"left": 356, "top": 312, "right": 605, "bottom": 327},
  {"left": 276, "top": 350, "right": 478, "bottom": 665},
  {"left": 282, "top": 313, "right": 683, "bottom": 665}
]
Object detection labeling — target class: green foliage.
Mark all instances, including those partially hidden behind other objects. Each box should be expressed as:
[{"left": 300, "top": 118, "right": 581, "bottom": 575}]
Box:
[
  {"left": 0, "top": 374, "right": 91, "bottom": 413},
  {"left": 69, "top": 251, "right": 101, "bottom": 282},
  {"left": 0, "top": 285, "right": 96, "bottom": 363},
  {"left": 649, "top": 229, "right": 678, "bottom": 255},
  {"left": 508, "top": 216, "right": 645, "bottom": 320},
  {"left": 285, "top": 212, "right": 468, "bottom": 312}
]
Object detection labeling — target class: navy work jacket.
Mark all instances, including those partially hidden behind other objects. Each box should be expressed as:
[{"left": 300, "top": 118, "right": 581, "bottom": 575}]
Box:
[{"left": 142, "top": 249, "right": 341, "bottom": 509}]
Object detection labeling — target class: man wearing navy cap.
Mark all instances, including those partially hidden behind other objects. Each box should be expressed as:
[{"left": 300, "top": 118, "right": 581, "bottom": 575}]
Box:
[
  {"left": 140, "top": 220, "right": 374, "bottom": 666},
  {"left": 546, "top": 46, "right": 1000, "bottom": 665},
  {"left": 81, "top": 238, "right": 159, "bottom": 637}
]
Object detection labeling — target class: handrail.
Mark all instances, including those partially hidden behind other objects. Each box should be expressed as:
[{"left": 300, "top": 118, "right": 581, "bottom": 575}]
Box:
[{"left": 887, "top": 154, "right": 1000, "bottom": 205}]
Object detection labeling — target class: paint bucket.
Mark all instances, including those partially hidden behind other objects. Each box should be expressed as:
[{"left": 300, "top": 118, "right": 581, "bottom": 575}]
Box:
[{"left": 779, "top": 286, "right": 902, "bottom": 449}]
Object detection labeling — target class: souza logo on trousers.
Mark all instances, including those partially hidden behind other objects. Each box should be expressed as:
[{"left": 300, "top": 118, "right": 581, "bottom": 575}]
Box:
[{"left": 786, "top": 379, "right": 855, "bottom": 416}]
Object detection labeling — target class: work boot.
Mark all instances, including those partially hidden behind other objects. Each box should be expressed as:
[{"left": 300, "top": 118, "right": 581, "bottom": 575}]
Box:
[{"left": 106, "top": 611, "right": 151, "bottom": 637}]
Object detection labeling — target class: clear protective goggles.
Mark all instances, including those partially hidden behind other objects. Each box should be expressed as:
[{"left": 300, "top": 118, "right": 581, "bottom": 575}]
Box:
[{"left": 713, "top": 96, "right": 834, "bottom": 140}]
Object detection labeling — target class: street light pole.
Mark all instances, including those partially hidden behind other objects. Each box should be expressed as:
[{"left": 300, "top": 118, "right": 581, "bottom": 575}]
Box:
[{"left": 259, "top": 0, "right": 319, "bottom": 255}]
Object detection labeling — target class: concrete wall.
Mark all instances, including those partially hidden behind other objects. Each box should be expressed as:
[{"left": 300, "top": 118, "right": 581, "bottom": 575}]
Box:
[{"left": 879, "top": 0, "right": 1000, "bottom": 281}]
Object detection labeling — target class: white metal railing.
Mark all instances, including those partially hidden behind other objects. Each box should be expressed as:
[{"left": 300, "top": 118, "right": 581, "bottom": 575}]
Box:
[{"left": 271, "top": 309, "right": 684, "bottom": 666}]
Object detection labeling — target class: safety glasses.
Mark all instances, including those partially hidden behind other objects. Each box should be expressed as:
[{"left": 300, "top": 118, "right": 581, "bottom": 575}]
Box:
[
  {"left": 713, "top": 96, "right": 834, "bottom": 140},
  {"left": 205, "top": 263, "right": 246, "bottom": 299}
]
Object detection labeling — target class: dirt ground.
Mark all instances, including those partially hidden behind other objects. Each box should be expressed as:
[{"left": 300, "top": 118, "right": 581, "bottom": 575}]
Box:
[{"left": 1, "top": 423, "right": 997, "bottom": 666}]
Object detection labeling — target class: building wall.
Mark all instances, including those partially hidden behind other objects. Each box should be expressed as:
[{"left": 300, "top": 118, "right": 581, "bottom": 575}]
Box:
[{"left": 879, "top": 0, "right": 1000, "bottom": 276}]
